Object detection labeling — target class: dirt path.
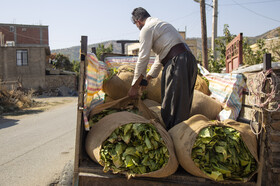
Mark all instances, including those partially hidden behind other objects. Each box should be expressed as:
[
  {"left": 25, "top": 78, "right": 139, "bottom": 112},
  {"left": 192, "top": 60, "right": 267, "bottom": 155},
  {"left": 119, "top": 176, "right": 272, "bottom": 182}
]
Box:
[{"left": 1, "top": 96, "right": 77, "bottom": 120}]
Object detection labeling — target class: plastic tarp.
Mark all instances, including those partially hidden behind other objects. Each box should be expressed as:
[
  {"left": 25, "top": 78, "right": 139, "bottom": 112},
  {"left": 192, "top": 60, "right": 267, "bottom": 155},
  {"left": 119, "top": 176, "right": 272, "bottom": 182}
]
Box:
[{"left": 198, "top": 64, "right": 247, "bottom": 121}]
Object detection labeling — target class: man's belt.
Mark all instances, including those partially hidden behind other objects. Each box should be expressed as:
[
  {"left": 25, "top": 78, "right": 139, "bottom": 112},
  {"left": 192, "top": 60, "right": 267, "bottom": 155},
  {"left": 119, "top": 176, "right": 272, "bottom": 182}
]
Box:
[{"left": 161, "top": 43, "right": 188, "bottom": 66}]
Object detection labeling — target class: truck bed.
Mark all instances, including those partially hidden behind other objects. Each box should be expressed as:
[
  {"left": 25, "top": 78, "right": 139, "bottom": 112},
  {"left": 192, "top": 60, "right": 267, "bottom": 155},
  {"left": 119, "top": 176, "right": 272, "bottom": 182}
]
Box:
[{"left": 76, "top": 151, "right": 257, "bottom": 186}]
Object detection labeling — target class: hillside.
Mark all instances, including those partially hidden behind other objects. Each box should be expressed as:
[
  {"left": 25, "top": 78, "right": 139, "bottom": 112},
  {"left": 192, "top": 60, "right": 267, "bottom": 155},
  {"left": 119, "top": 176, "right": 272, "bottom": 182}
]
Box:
[
  {"left": 51, "top": 41, "right": 122, "bottom": 61},
  {"left": 247, "top": 26, "right": 280, "bottom": 44},
  {"left": 51, "top": 26, "right": 280, "bottom": 62}
]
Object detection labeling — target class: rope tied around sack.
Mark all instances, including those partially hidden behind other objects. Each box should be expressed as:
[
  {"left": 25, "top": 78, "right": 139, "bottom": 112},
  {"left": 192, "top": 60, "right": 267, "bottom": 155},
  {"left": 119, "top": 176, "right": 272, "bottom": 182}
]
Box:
[{"left": 247, "top": 68, "right": 280, "bottom": 135}]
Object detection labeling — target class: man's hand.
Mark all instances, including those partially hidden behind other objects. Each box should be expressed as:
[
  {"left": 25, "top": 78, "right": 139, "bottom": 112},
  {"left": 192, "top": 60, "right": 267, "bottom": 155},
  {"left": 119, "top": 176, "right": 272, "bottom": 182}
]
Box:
[
  {"left": 128, "top": 74, "right": 144, "bottom": 98},
  {"left": 128, "top": 86, "right": 139, "bottom": 98},
  {"left": 146, "top": 75, "right": 153, "bottom": 82}
]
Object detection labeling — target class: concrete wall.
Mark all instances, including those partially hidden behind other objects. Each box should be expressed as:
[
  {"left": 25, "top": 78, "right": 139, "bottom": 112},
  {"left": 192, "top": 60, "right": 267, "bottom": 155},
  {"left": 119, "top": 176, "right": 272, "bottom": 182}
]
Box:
[{"left": 0, "top": 46, "right": 46, "bottom": 89}]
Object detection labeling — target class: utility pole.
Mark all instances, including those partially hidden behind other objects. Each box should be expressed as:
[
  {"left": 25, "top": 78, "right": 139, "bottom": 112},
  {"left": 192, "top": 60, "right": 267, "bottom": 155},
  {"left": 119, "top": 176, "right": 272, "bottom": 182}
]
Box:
[
  {"left": 212, "top": 0, "right": 218, "bottom": 61},
  {"left": 200, "top": 0, "right": 208, "bottom": 69}
]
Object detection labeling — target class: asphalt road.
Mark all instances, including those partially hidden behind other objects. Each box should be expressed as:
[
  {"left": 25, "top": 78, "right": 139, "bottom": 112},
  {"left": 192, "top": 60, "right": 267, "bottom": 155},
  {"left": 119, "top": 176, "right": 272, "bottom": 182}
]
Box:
[{"left": 0, "top": 98, "right": 77, "bottom": 186}]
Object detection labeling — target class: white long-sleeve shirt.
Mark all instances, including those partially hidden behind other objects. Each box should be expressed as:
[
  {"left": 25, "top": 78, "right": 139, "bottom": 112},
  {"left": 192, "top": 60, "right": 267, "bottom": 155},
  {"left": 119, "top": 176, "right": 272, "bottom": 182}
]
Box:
[{"left": 132, "top": 17, "right": 187, "bottom": 85}]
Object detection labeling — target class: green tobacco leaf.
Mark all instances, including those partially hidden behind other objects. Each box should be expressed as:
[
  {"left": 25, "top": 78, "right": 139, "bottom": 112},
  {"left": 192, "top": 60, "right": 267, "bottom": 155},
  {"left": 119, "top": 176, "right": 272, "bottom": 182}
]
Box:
[
  {"left": 199, "top": 127, "right": 213, "bottom": 138},
  {"left": 207, "top": 171, "right": 224, "bottom": 181},
  {"left": 122, "top": 132, "right": 132, "bottom": 144},
  {"left": 124, "top": 123, "right": 132, "bottom": 135},
  {"left": 125, "top": 155, "right": 134, "bottom": 168},
  {"left": 112, "top": 156, "right": 123, "bottom": 168},
  {"left": 115, "top": 142, "right": 125, "bottom": 156},
  {"left": 145, "top": 135, "right": 153, "bottom": 150},
  {"left": 123, "top": 147, "right": 137, "bottom": 157}
]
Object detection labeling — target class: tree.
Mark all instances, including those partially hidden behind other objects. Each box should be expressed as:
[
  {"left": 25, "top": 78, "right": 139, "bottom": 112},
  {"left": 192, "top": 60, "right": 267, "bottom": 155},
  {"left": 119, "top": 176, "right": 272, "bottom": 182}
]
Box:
[
  {"left": 208, "top": 24, "right": 235, "bottom": 72},
  {"left": 96, "top": 44, "right": 113, "bottom": 60},
  {"left": 52, "top": 53, "right": 73, "bottom": 71},
  {"left": 208, "top": 24, "right": 277, "bottom": 73},
  {"left": 72, "top": 60, "right": 80, "bottom": 74},
  {"left": 243, "top": 39, "right": 268, "bottom": 65}
]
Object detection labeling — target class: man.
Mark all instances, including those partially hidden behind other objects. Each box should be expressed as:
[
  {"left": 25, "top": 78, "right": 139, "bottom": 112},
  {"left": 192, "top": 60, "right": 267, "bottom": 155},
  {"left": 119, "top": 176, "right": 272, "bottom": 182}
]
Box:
[{"left": 128, "top": 7, "right": 197, "bottom": 130}]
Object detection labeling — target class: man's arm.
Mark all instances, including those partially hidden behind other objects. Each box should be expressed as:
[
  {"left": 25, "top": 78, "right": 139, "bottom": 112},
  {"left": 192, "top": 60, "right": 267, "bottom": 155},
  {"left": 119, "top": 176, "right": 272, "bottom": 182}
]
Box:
[
  {"left": 146, "top": 54, "right": 162, "bottom": 80},
  {"left": 129, "top": 25, "right": 153, "bottom": 98},
  {"left": 128, "top": 74, "right": 144, "bottom": 98}
]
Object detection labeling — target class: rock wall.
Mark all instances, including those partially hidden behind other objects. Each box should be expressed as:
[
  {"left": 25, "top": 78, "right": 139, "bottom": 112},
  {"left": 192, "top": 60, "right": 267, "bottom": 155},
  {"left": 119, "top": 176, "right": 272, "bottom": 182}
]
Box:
[{"left": 45, "top": 75, "right": 77, "bottom": 91}]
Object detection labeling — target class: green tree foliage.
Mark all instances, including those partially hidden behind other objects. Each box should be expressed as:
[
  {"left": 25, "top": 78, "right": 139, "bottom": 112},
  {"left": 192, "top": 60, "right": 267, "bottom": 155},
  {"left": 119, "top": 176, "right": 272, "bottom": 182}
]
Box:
[
  {"left": 208, "top": 24, "right": 278, "bottom": 73},
  {"left": 96, "top": 44, "right": 113, "bottom": 60},
  {"left": 208, "top": 24, "right": 235, "bottom": 73},
  {"left": 72, "top": 60, "right": 80, "bottom": 74},
  {"left": 243, "top": 39, "right": 268, "bottom": 65},
  {"left": 53, "top": 53, "right": 73, "bottom": 71}
]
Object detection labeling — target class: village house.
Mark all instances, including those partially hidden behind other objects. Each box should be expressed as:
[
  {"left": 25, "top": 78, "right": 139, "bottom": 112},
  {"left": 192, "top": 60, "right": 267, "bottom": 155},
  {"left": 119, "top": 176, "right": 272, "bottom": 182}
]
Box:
[
  {"left": 0, "top": 23, "right": 76, "bottom": 93},
  {"left": 0, "top": 23, "right": 49, "bottom": 90}
]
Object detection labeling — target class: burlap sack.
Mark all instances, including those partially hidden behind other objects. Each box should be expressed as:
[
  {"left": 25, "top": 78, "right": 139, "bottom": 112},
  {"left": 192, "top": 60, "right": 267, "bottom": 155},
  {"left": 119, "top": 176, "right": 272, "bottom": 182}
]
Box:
[
  {"left": 190, "top": 90, "right": 222, "bottom": 120},
  {"left": 102, "top": 65, "right": 134, "bottom": 100},
  {"left": 195, "top": 75, "right": 211, "bottom": 95},
  {"left": 148, "top": 106, "right": 165, "bottom": 129},
  {"left": 145, "top": 90, "right": 222, "bottom": 128},
  {"left": 146, "top": 71, "right": 162, "bottom": 103},
  {"left": 88, "top": 96, "right": 158, "bottom": 122},
  {"left": 104, "top": 95, "right": 115, "bottom": 103},
  {"left": 85, "top": 111, "right": 179, "bottom": 178},
  {"left": 145, "top": 73, "right": 210, "bottom": 104},
  {"left": 169, "top": 114, "right": 259, "bottom": 182},
  {"left": 143, "top": 99, "right": 161, "bottom": 108}
]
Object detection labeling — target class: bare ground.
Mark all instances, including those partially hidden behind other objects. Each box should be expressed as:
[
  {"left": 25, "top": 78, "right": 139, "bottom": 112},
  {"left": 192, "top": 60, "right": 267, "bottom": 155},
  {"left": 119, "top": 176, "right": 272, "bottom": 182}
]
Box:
[{"left": 1, "top": 96, "right": 78, "bottom": 120}]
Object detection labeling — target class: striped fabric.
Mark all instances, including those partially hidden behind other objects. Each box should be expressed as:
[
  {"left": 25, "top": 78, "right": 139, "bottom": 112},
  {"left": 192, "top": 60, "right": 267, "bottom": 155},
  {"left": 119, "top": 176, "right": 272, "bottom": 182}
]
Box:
[
  {"left": 198, "top": 64, "right": 246, "bottom": 120},
  {"left": 83, "top": 53, "right": 107, "bottom": 130},
  {"left": 85, "top": 53, "right": 107, "bottom": 106},
  {"left": 104, "top": 56, "right": 155, "bottom": 69}
]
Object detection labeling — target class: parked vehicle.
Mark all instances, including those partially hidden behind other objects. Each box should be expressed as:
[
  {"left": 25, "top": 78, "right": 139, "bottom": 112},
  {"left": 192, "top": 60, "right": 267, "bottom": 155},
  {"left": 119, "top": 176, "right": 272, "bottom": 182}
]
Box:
[{"left": 73, "top": 36, "right": 280, "bottom": 186}]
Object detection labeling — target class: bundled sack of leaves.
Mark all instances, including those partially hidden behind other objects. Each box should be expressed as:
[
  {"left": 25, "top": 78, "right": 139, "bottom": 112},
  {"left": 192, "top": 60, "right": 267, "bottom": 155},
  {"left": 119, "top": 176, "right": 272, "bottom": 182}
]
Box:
[
  {"left": 190, "top": 90, "right": 222, "bottom": 120},
  {"left": 195, "top": 75, "right": 211, "bottom": 96},
  {"left": 88, "top": 96, "right": 163, "bottom": 128},
  {"left": 169, "top": 114, "right": 258, "bottom": 182},
  {"left": 146, "top": 90, "right": 222, "bottom": 123},
  {"left": 85, "top": 111, "right": 178, "bottom": 178},
  {"left": 102, "top": 65, "right": 135, "bottom": 100},
  {"left": 102, "top": 65, "right": 162, "bottom": 104},
  {"left": 146, "top": 71, "right": 162, "bottom": 104}
]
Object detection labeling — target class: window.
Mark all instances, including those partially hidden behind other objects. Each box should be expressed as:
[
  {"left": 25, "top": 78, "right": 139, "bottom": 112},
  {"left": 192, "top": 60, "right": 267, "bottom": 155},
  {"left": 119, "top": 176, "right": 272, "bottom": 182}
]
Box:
[
  {"left": 16, "top": 50, "right": 28, "bottom": 66},
  {"left": 10, "top": 26, "right": 14, "bottom": 32}
]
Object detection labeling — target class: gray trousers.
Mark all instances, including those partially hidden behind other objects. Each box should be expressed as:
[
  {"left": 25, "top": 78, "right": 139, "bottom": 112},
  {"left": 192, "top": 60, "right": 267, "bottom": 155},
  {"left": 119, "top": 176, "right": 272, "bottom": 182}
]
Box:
[{"left": 161, "top": 50, "right": 197, "bottom": 130}]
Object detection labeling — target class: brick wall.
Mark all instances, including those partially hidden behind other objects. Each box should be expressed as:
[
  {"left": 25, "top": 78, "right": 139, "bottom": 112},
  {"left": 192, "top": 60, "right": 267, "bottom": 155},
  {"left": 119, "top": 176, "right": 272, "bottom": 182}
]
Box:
[
  {"left": 240, "top": 69, "right": 280, "bottom": 185},
  {"left": 0, "top": 24, "right": 48, "bottom": 46},
  {"left": 263, "top": 70, "right": 280, "bottom": 185}
]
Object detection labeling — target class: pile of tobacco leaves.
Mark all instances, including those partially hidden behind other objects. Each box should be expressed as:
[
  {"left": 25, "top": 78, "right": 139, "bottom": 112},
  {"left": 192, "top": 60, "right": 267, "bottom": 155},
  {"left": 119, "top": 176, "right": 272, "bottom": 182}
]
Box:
[
  {"left": 99, "top": 123, "right": 169, "bottom": 177},
  {"left": 89, "top": 107, "right": 138, "bottom": 127},
  {"left": 192, "top": 126, "right": 257, "bottom": 181}
]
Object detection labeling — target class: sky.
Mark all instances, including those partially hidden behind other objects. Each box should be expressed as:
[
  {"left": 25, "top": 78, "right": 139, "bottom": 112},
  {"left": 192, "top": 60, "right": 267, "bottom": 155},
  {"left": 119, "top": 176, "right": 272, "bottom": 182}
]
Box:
[{"left": 1, "top": 0, "right": 279, "bottom": 50}]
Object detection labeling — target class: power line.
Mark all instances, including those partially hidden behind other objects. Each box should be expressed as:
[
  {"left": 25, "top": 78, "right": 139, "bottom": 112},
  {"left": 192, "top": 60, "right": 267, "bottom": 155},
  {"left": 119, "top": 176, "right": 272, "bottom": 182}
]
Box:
[
  {"left": 231, "top": 0, "right": 280, "bottom": 23},
  {"left": 221, "top": 0, "right": 280, "bottom": 6},
  {"left": 226, "top": 0, "right": 280, "bottom": 5}
]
